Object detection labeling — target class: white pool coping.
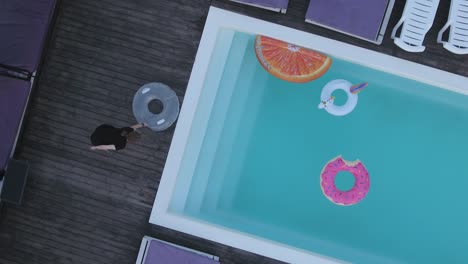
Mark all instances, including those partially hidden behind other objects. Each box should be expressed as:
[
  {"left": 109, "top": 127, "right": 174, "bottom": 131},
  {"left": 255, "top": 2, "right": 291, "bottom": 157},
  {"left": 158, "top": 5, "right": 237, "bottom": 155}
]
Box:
[{"left": 150, "top": 7, "right": 468, "bottom": 264}]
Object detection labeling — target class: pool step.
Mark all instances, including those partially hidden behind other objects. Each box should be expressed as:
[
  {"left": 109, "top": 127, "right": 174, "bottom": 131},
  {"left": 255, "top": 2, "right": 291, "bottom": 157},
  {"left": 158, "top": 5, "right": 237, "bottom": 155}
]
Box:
[
  {"left": 183, "top": 30, "right": 253, "bottom": 214},
  {"left": 169, "top": 29, "right": 237, "bottom": 212},
  {"left": 201, "top": 38, "right": 270, "bottom": 212}
]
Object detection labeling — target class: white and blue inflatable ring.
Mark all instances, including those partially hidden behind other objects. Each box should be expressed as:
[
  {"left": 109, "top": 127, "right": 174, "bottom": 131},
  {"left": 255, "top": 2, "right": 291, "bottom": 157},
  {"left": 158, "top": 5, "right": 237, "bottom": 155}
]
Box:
[
  {"left": 318, "top": 79, "right": 358, "bottom": 116},
  {"left": 132, "top": 82, "right": 180, "bottom": 131}
]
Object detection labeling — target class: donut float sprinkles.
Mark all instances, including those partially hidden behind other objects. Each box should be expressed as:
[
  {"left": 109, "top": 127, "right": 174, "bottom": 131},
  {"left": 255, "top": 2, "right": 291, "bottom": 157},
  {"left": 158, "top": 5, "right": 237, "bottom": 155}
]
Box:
[{"left": 320, "top": 156, "right": 370, "bottom": 206}]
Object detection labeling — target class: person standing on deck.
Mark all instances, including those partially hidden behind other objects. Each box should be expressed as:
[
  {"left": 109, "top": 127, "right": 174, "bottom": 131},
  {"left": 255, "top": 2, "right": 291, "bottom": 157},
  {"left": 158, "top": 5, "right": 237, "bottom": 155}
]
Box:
[{"left": 90, "top": 123, "right": 146, "bottom": 151}]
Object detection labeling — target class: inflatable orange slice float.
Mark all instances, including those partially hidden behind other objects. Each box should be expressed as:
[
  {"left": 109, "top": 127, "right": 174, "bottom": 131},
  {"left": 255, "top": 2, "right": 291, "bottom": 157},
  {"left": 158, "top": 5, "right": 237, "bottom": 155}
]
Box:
[{"left": 254, "top": 35, "right": 332, "bottom": 83}]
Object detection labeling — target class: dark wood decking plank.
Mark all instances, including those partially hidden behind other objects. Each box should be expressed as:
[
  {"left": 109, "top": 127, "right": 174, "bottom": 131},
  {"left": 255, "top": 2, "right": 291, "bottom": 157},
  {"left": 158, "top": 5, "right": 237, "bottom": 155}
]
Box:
[
  {"left": 21, "top": 154, "right": 156, "bottom": 206},
  {"left": 3, "top": 0, "right": 466, "bottom": 264},
  {"left": 4, "top": 241, "right": 57, "bottom": 264},
  {"left": 21, "top": 137, "right": 161, "bottom": 188},
  {"left": 22, "top": 126, "right": 166, "bottom": 176},
  {"left": 13, "top": 193, "right": 146, "bottom": 246},
  {"left": 20, "top": 185, "right": 147, "bottom": 245},
  {"left": 6, "top": 220, "right": 116, "bottom": 264},
  {"left": 43, "top": 65, "right": 141, "bottom": 100},
  {"left": 23, "top": 132, "right": 159, "bottom": 178},
  {"left": 26, "top": 113, "right": 170, "bottom": 164}
]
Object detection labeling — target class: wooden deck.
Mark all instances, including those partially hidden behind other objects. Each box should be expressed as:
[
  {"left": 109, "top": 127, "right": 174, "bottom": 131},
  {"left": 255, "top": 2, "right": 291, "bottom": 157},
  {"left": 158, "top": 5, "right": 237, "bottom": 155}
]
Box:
[{"left": 0, "top": 0, "right": 466, "bottom": 263}]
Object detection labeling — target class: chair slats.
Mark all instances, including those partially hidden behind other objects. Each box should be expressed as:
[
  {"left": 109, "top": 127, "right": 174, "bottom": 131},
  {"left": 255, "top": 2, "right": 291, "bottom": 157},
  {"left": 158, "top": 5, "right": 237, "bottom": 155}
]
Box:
[
  {"left": 437, "top": 0, "right": 468, "bottom": 54},
  {"left": 392, "top": 0, "right": 439, "bottom": 52}
]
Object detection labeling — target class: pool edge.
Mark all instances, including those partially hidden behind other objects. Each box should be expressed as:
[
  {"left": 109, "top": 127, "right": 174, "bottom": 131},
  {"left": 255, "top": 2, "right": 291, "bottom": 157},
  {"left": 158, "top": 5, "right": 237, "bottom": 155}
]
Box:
[{"left": 150, "top": 6, "right": 468, "bottom": 264}]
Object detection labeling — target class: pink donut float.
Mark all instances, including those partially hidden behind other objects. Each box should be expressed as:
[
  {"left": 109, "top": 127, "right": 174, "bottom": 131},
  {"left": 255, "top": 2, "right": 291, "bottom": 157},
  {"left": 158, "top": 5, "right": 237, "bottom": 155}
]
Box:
[{"left": 320, "top": 156, "right": 370, "bottom": 206}]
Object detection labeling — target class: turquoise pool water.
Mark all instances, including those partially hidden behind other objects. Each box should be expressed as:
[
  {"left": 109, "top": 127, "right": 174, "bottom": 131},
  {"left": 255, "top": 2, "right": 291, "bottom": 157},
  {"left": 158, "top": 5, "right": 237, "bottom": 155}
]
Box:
[{"left": 171, "top": 29, "right": 468, "bottom": 263}]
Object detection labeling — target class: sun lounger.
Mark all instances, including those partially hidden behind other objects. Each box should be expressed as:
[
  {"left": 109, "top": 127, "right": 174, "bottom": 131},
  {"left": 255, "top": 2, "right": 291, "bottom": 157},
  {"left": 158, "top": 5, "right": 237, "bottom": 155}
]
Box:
[
  {"left": 0, "top": 0, "right": 57, "bottom": 173},
  {"left": 229, "top": 0, "right": 289, "bottom": 13},
  {"left": 136, "top": 236, "right": 220, "bottom": 264},
  {"left": 437, "top": 0, "right": 468, "bottom": 54},
  {"left": 305, "top": 0, "right": 395, "bottom": 44},
  {"left": 391, "top": 0, "right": 440, "bottom": 52}
]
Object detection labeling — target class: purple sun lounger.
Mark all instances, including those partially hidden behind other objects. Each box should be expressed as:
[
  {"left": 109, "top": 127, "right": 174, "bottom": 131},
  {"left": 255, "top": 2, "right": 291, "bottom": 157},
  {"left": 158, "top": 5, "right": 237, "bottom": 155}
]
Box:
[
  {"left": 136, "top": 236, "right": 220, "bottom": 264},
  {"left": 0, "top": 77, "right": 32, "bottom": 174},
  {"left": 229, "top": 0, "right": 289, "bottom": 13},
  {"left": 305, "top": 0, "right": 395, "bottom": 44},
  {"left": 0, "top": 0, "right": 57, "bottom": 172}
]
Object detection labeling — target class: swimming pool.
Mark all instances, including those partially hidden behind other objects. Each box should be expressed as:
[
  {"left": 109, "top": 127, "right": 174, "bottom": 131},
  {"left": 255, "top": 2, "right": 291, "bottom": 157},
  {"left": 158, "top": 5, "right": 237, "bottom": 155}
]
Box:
[{"left": 150, "top": 7, "right": 468, "bottom": 264}]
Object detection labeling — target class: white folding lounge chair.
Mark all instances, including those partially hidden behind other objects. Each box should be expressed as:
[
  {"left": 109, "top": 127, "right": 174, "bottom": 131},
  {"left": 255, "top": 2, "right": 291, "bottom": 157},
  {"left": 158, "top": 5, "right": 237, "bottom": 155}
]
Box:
[
  {"left": 391, "top": 0, "right": 440, "bottom": 52},
  {"left": 437, "top": 0, "right": 468, "bottom": 54}
]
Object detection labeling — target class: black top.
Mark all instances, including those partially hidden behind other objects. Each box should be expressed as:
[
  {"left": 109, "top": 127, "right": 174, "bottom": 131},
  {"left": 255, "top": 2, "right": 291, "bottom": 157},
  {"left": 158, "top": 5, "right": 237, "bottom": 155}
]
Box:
[{"left": 90, "top": 124, "right": 133, "bottom": 150}]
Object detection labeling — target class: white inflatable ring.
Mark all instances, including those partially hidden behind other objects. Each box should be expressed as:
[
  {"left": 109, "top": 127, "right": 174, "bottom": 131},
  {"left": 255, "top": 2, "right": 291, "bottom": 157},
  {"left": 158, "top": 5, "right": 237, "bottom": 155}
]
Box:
[
  {"left": 318, "top": 79, "right": 358, "bottom": 116},
  {"left": 132, "top": 82, "right": 180, "bottom": 131}
]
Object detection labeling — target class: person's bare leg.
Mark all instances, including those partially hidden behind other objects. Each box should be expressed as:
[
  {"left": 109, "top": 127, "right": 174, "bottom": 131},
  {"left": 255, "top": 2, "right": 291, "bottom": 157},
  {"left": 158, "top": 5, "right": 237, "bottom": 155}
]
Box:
[
  {"left": 130, "top": 123, "right": 146, "bottom": 130},
  {"left": 90, "top": 145, "right": 116, "bottom": 151}
]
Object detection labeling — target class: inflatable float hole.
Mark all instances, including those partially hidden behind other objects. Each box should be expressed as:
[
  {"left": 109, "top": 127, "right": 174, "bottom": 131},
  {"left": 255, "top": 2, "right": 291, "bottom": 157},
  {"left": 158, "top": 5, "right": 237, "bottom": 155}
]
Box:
[
  {"left": 331, "top": 89, "right": 348, "bottom": 106},
  {"left": 334, "top": 171, "right": 356, "bottom": 192},
  {"left": 148, "top": 99, "right": 164, "bottom": 115}
]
